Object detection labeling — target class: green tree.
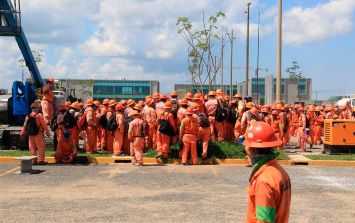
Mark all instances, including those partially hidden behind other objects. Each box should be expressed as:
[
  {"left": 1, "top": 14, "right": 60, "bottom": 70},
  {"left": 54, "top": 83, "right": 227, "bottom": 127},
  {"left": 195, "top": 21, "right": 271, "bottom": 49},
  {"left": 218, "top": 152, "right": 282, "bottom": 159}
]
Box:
[
  {"left": 285, "top": 61, "right": 304, "bottom": 80},
  {"left": 177, "top": 11, "right": 226, "bottom": 90},
  {"left": 18, "top": 49, "right": 44, "bottom": 69}
]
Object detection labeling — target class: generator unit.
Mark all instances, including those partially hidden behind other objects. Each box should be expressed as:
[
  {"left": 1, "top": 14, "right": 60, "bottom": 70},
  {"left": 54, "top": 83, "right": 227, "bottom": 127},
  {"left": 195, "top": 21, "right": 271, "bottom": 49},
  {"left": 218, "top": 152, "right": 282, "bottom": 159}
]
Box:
[{"left": 323, "top": 119, "right": 355, "bottom": 154}]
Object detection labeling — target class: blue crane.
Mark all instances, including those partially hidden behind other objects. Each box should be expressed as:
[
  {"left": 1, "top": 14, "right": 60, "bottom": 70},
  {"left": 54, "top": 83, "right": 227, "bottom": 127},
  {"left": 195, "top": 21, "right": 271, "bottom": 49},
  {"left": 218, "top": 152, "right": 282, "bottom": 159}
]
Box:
[{"left": 0, "top": 0, "right": 43, "bottom": 125}]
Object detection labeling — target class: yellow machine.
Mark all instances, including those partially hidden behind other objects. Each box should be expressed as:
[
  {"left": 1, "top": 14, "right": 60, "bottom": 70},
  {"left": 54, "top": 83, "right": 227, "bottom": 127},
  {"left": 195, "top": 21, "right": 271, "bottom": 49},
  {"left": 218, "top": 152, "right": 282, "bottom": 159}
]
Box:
[{"left": 323, "top": 119, "right": 355, "bottom": 154}]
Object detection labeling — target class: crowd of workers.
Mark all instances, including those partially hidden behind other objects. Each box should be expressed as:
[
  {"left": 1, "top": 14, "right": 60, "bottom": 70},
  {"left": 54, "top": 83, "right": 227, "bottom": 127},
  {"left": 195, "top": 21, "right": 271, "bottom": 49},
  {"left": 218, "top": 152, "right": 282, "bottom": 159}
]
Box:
[{"left": 20, "top": 79, "right": 355, "bottom": 166}]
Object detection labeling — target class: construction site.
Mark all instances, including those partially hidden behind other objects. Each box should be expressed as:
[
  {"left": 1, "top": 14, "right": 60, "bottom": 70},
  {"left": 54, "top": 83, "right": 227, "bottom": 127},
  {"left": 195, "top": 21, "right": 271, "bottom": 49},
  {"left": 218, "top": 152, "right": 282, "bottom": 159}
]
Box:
[{"left": 0, "top": 1, "right": 355, "bottom": 223}]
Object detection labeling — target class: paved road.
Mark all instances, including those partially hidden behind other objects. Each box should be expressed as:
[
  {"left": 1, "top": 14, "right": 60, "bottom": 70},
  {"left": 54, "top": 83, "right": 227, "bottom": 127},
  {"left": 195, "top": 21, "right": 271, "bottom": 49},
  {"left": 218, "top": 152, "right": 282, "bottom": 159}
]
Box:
[{"left": 0, "top": 163, "right": 354, "bottom": 223}]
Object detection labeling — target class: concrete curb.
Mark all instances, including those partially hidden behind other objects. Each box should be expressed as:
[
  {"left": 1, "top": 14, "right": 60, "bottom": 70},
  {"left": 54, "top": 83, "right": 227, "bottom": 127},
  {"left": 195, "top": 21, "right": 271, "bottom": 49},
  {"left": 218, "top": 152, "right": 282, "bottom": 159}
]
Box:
[{"left": 0, "top": 156, "right": 354, "bottom": 166}]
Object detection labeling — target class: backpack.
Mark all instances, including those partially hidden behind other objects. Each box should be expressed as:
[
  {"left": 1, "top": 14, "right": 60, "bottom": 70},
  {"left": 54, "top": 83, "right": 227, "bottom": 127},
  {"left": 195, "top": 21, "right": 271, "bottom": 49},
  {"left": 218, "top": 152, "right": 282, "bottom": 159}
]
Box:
[
  {"left": 78, "top": 113, "right": 87, "bottom": 130},
  {"left": 107, "top": 114, "right": 118, "bottom": 131},
  {"left": 124, "top": 116, "right": 131, "bottom": 133},
  {"left": 50, "top": 115, "right": 58, "bottom": 132},
  {"left": 198, "top": 112, "right": 210, "bottom": 128},
  {"left": 98, "top": 115, "right": 108, "bottom": 129},
  {"left": 171, "top": 100, "right": 179, "bottom": 119},
  {"left": 26, "top": 115, "right": 39, "bottom": 136},
  {"left": 228, "top": 108, "right": 238, "bottom": 125},
  {"left": 158, "top": 113, "right": 175, "bottom": 136},
  {"left": 215, "top": 100, "right": 227, "bottom": 122},
  {"left": 62, "top": 111, "right": 77, "bottom": 129}
]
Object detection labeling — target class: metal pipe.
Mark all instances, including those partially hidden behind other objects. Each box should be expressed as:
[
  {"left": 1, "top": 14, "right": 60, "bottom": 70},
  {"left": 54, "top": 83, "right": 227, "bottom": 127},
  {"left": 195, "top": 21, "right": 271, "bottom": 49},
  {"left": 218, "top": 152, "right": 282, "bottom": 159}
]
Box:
[
  {"left": 245, "top": 2, "right": 251, "bottom": 97},
  {"left": 276, "top": 0, "right": 282, "bottom": 102}
]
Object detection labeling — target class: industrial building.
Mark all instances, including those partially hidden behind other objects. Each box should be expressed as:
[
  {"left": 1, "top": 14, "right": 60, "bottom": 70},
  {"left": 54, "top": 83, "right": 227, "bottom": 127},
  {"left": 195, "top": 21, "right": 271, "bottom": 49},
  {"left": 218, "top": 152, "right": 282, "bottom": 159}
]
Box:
[
  {"left": 237, "top": 75, "right": 312, "bottom": 104},
  {"left": 55, "top": 79, "right": 159, "bottom": 102},
  {"left": 174, "top": 84, "right": 238, "bottom": 98}
]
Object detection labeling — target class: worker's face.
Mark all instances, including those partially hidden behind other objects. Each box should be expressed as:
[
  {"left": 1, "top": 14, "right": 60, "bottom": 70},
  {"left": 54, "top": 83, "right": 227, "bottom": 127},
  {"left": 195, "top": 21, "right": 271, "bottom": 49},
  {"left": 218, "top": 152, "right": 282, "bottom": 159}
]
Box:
[{"left": 31, "top": 107, "right": 39, "bottom": 113}]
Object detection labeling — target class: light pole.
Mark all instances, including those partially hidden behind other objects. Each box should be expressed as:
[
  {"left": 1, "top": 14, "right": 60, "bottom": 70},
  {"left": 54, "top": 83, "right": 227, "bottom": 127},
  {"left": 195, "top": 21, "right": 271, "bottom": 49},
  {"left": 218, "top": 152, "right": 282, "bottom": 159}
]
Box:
[
  {"left": 256, "top": 11, "right": 261, "bottom": 104},
  {"left": 245, "top": 2, "right": 251, "bottom": 98},
  {"left": 227, "top": 30, "right": 235, "bottom": 99},
  {"left": 276, "top": 0, "right": 282, "bottom": 102}
]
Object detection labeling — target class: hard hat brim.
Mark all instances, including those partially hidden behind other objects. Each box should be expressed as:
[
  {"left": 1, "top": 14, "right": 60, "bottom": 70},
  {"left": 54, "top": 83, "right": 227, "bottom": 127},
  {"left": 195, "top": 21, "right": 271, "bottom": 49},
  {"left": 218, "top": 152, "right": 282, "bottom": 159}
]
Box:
[{"left": 243, "top": 138, "right": 282, "bottom": 148}]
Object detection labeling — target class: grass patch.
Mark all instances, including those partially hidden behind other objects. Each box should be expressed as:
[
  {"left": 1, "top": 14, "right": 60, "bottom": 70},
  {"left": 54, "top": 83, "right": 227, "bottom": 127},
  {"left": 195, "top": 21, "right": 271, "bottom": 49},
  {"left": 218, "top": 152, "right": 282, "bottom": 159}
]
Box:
[
  {"left": 305, "top": 154, "right": 355, "bottom": 161},
  {"left": 0, "top": 141, "right": 290, "bottom": 160}
]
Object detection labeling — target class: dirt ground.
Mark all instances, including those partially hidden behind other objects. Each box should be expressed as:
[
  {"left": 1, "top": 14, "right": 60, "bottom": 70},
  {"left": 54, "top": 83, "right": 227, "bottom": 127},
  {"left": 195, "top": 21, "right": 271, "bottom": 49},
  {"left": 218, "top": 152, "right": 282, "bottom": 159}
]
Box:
[{"left": 0, "top": 163, "right": 354, "bottom": 223}]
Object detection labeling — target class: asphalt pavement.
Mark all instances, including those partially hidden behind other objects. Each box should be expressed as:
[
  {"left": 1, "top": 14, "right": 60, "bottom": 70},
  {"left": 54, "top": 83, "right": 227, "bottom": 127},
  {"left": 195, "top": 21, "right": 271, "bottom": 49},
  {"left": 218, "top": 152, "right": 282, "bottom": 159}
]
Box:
[{"left": 0, "top": 163, "right": 354, "bottom": 223}]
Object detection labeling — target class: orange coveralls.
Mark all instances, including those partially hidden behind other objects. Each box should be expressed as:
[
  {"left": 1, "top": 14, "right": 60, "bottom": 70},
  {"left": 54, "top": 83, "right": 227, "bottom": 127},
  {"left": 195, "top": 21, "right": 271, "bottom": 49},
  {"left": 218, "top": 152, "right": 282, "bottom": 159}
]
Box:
[
  {"left": 156, "top": 111, "right": 176, "bottom": 158},
  {"left": 41, "top": 84, "right": 54, "bottom": 125},
  {"left": 194, "top": 112, "right": 210, "bottom": 158},
  {"left": 128, "top": 117, "right": 145, "bottom": 165},
  {"left": 143, "top": 106, "right": 157, "bottom": 149},
  {"left": 85, "top": 107, "right": 97, "bottom": 153},
  {"left": 246, "top": 159, "right": 291, "bottom": 223},
  {"left": 113, "top": 112, "right": 125, "bottom": 156},
  {"left": 21, "top": 112, "right": 50, "bottom": 163},
  {"left": 205, "top": 99, "right": 224, "bottom": 141},
  {"left": 106, "top": 109, "right": 115, "bottom": 152},
  {"left": 180, "top": 115, "right": 199, "bottom": 165},
  {"left": 314, "top": 114, "right": 324, "bottom": 144},
  {"left": 54, "top": 136, "right": 75, "bottom": 164}
]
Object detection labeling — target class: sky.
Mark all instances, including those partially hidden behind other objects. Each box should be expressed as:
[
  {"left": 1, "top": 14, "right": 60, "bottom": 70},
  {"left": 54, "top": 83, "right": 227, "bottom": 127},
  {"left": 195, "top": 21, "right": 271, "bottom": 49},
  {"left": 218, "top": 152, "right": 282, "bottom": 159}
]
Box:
[{"left": 1, "top": 0, "right": 355, "bottom": 100}]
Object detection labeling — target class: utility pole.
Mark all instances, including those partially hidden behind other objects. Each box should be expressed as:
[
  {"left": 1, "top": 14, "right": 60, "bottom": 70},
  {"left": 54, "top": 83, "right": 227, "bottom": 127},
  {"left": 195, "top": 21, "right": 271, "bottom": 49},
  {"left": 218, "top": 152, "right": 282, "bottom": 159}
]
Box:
[
  {"left": 276, "top": 0, "right": 282, "bottom": 102},
  {"left": 227, "top": 30, "right": 235, "bottom": 99},
  {"left": 245, "top": 2, "right": 251, "bottom": 97},
  {"left": 256, "top": 11, "right": 261, "bottom": 104},
  {"left": 220, "top": 36, "right": 224, "bottom": 89}
]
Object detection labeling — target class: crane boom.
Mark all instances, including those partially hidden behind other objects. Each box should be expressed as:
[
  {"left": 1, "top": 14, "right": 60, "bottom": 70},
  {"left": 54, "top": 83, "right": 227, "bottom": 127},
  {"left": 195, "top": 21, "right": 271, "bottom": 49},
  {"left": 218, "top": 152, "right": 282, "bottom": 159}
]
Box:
[{"left": 0, "top": 0, "right": 43, "bottom": 88}]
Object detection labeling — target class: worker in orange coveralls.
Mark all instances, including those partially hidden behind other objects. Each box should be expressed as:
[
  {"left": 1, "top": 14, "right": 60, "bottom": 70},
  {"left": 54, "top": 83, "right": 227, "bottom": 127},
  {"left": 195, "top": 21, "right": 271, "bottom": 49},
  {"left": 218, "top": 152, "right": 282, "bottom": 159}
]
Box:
[
  {"left": 244, "top": 121, "right": 291, "bottom": 223},
  {"left": 179, "top": 107, "right": 199, "bottom": 165},
  {"left": 106, "top": 99, "right": 117, "bottom": 153},
  {"left": 41, "top": 77, "right": 55, "bottom": 125},
  {"left": 156, "top": 101, "right": 176, "bottom": 159},
  {"left": 113, "top": 103, "right": 125, "bottom": 156},
  {"left": 128, "top": 110, "right": 145, "bottom": 166},
  {"left": 142, "top": 97, "right": 157, "bottom": 149},
  {"left": 297, "top": 106, "right": 307, "bottom": 152},
  {"left": 54, "top": 129, "right": 75, "bottom": 164},
  {"left": 20, "top": 102, "right": 51, "bottom": 164},
  {"left": 205, "top": 91, "right": 224, "bottom": 141},
  {"left": 85, "top": 99, "right": 98, "bottom": 153},
  {"left": 313, "top": 106, "right": 324, "bottom": 145}
]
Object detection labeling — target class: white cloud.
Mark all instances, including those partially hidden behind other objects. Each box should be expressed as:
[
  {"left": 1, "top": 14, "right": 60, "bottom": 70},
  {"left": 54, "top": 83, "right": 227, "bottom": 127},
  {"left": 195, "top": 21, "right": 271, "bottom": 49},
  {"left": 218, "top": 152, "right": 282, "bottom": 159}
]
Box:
[{"left": 283, "top": 0, "right": 355, "bottom": 44}]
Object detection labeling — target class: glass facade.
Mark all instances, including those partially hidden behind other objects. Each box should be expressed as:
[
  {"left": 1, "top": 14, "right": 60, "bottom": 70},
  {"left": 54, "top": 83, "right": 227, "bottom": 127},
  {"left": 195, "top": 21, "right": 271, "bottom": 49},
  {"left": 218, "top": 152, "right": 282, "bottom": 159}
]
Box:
[{"left": 93, "top": 80, "right": 158, "bottom": 101}]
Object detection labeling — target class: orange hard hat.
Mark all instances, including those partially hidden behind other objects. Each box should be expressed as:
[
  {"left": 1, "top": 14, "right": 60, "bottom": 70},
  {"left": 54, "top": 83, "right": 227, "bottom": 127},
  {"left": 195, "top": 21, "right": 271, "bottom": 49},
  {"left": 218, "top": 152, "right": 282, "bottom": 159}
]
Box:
[
  {"left": 315, "top": 106, "right": 321, "bottom": 112},
  {"left": 152, "top": 93, "right": 160, "bottom": 99},
  {"left": 102, "top": 99, "right": 110, "bottom": 106},
  {"left": 250, "top": 107, "right": 258, "bottom": 116},
  {"left": 93, "top": 101, "right": 101, "bottom": 107},
  {"left": 186, "top": 107, "right": 194, "bottom": 115},
  {"left": 190, "top": 102, "right": 200, "bottom": 111},
  {"left": 243, "top": 121, "right": 282, "bottom": 148},
  {"left": 65, "top": 101, "right": 71, "bottom": 109},
  {"left": 100, "top": 107, "right": 108, "bottom": 115},
  {"left": 120, "top": 100, "right": 127, "bottom": 106},
  {"left": 57, "top": 104, "right": 66, "bottom": 112},
  {"left": 208, "top": 91, "right": 216, "bottom": 96},
  {"left": 164, "top": 101, "right": 173, "bottom": 109},
  {"left": 179, "top": 98, "right": 188, "bottom": 105},
  {"left": 298, "top": 107, "right": 304, "bottom": 112},
  {"left": 115, "top": 103, "right": 123, "bottom": 111},
  {"left": 233, "top": 93, "right": 242, "bottom": 99},
  {"left": 325, "top": 107, "right": 331, "bottom": 112},
  {"left": 160, "top": 94, "right": 168, "bottom": 100},
  {"left": 309, "top": 106, "right": 315, "bottom": 112},
  {"left": 109, "top": 99, "right": 117, "bottom": 107},
  {"left": 261, "top": 107, "right": 269, "bottom": 113},
  {"left": 145, "top": 95, "right": 152, "bottom": 100},
  {"left": 86, "top": 99, "right": 94, "bottom": 106},
  {"left": 193, "top": 93, "right": 201, "bottom": 101},
  {"left": 47, "top": 77, "right": 55, "bottom": 84},
  {"left": 271, "top": 110, "right": 279, "bottom": 115},
  {"left": 224, "top": 95, "right": 230, "bottom": 101},
  {"left": 79, "top": 102, "right": 84, "bottom": 108},
  {"left": 280, "top": 107, "right": 285, "bottom": 111},
  {"left": 215, "top": 89, "right": 223, "bottom": 96},
  {"left": 245, "top": 102, "right": 254, "bottom": 109},
  {"left": 145, "top": 98, "right": 154, "bottom": 106},
  {"left": 185, "top": 92, "right": 193, "bottom": 100},
  {"left": 134, "top": 103, "right": 143, "bottom": 111},
  {"left": 130, "top": 110, "right": 139, "bottom": 117},
  {"left": 171, "top": 90, "right": 178, "bottom": 97},
  {"left": 71, "top": 102, "right": 80, "bottom": 109},
  {"left": 284, "top": 104, "right": 289, "bottom": 109},
  {"left": 127, "top": 99, "right": 135, "bottom": 107}
]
